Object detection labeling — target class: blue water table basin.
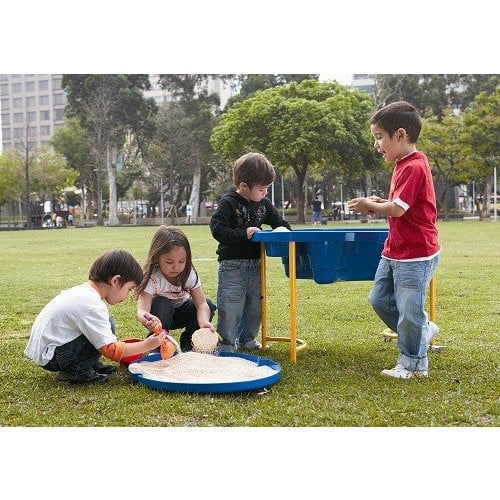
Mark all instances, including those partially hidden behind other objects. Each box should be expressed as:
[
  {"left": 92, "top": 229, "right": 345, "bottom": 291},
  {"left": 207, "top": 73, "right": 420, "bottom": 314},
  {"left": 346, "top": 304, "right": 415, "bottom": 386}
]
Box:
[{"left": 252, "top": 228, "right": 388, "bottom": 284}]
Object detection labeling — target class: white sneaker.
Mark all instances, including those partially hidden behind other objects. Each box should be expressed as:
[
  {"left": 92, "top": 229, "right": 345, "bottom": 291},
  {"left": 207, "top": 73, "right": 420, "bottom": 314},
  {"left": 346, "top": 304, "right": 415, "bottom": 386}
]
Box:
[
  {"left": 380, "top": 364, "right": 428, "bottom": 379},
  {"left": 241, "top": 339, "right": 262, "bottom": 351},
  {"left": 427, "top": 321, "right": 440, "bottom": 345}
]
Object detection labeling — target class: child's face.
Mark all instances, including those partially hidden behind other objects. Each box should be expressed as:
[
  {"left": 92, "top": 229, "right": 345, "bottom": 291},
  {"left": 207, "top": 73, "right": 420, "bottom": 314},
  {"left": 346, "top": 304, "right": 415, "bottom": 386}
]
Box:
[
  {"left": 238, "top": 182, "right": 270, "bottom": 202},
  {"left": 107, "top": 280, "right": 136, "bottom": 305},
  {"left": 159, "top": 246, "right": 187, "bottom": 281},
  {"left": 370, "top": 123, "right": 409, "bottom": 163}
]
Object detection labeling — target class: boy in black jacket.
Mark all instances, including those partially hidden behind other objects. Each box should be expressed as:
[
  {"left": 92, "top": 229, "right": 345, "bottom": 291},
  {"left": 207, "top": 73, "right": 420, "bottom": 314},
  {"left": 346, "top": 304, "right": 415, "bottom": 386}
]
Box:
[{"left": 210, "top": 152, "right": 291, "bottom": 351}]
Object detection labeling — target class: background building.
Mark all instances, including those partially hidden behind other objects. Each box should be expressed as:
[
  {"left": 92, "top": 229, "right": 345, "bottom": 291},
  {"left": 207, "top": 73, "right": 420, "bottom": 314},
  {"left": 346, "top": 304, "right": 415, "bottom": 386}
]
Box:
[
  {"left": 352, "top": 74, "right": 375, "bottom": 94},
  {"left": 144, "top": 74, "right": 236, "bottom": 109},
  {"left": 0, "top": 74, "right": 67, "bottom": 152}
]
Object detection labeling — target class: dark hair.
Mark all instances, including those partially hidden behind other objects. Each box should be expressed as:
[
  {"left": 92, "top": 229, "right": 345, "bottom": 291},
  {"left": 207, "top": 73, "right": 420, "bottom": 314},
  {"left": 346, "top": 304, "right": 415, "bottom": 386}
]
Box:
[
  {"left": 138, "top": 225, "right": 196, "bottom": 294},
  {"left": 88, "top": 249, "right": 143, "bottom": 286},
  {"left": 233, "top": 152, "right": 276, "bottom": 189},
  {"left": 370, "top": 101, "right": 422, "bottom": 143}
]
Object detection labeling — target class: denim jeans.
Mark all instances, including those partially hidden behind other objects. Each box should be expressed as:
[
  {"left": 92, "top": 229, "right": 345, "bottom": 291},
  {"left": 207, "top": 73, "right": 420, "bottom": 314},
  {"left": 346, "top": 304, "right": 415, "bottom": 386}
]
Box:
[
  {"left": 43, "top": 318, "right": 116, "bottom": 375},
  {"left": 150, "top": 296, "right": 216, "bottom": 351},
  {"left": 216, "top": 259, "right": 261, "bottom": 347},
  {"left": 369, "top": 255, "right": 440, "bottom": 371}
]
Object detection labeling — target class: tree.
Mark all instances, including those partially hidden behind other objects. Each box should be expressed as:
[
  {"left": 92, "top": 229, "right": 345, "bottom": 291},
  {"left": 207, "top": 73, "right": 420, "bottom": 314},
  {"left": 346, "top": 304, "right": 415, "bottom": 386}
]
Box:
[
  {"left": 462, "top": 88, "right": 500, "bottom": 217},
  {"left": 211, "top": 79, "right": 377, "bottom": 223},
  {"left": 374, "top": 74, "right": 500, "bottom": 119},
  {"left": 0, "top": 151, "right": 23, "bottom": 224},
  {"left": 51, "top": 117, "right": 93, "bottom": 218},
  {"left": 419, "top": 114, "right": 472, "bottom": 219},
  {"left": 224, "top": 74, "right": 319, "bottom": 110},
  {"left": 29, "top": 146, "right": 78, "bottom": 205},
  {"left": 63, "top": 74, "right": 157, "bottom": 225},
  {"left": 156, "top": 75, "right": 220, "bottom": 222}
]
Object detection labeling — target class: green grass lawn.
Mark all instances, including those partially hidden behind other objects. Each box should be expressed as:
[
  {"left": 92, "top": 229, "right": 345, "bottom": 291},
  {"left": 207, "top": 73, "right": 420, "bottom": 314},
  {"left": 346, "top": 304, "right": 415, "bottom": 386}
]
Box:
[{"left": 0, "top": 221, "right": 498, "bottom": 427}]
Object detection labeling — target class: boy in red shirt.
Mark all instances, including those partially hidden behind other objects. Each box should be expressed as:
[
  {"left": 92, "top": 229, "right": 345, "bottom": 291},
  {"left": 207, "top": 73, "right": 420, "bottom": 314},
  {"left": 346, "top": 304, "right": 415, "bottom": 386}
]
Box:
[{"left": 347, "top": 101, "right": 441, "bottom": 378}]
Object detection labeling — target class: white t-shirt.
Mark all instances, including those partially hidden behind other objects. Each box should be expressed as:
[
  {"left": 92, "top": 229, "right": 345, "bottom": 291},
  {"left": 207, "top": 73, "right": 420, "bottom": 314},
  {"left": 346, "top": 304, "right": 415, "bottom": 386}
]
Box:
[
  {"left": 143, "top": 268, "right": 201, "bottom": 307},
  {"left": 24, "top": 282, "right": 117, "bottom": 366}
]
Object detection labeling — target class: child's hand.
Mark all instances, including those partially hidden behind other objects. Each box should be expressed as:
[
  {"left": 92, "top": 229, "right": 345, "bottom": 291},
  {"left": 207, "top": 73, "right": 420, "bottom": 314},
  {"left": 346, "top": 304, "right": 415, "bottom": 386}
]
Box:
[
  {"left": 143, "top": 313, "right": 162, "bottom": 333},
  {"left": 201, "top": 322, "right": 223, "bottom": 342},
  {"left": 247, "top": 226, "right": 261, "bottom": 239},
  {"left": 144, "top": 329, "right": 168, "bottom": 351},
  {"left": 367, "top": 195, "right": 388, "bottom": 203}
]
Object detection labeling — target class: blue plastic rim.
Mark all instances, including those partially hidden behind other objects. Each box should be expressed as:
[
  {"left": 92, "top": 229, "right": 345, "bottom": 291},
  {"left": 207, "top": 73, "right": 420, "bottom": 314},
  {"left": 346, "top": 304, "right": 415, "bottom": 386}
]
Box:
[
  {"left": 252, "top": 228, "right": 388, "bottom": 284},
  {"left": 129, "top": 351, "right": 282, "bottom": 394}
]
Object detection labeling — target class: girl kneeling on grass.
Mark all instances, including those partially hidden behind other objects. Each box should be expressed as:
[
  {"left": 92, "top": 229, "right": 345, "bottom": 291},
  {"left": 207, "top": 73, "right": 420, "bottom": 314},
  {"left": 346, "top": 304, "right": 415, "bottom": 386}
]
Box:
[
  {"left": 136, "top": 225, "right": 217, "bottom": 352},
  {"left": 24, "top": 249, "right": 167, "bottom": 385}
]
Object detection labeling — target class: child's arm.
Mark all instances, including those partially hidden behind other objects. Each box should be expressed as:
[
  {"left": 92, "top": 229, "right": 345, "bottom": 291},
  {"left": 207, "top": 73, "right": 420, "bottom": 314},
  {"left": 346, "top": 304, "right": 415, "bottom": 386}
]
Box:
[
  {"left": 137, "top": 291, "right": 162, "bottom": 332},
  {"left": 210, "top": 200, "right": 247, "bottom": 243},
  {"left": 99, "top": 332, "right": 166, "bottom": 362},
  {"left": 190, "top": 286, "right": 213, "bottom": 329},
  {"left": 347, "top": 197, "right": 405, "bottom": 217}
]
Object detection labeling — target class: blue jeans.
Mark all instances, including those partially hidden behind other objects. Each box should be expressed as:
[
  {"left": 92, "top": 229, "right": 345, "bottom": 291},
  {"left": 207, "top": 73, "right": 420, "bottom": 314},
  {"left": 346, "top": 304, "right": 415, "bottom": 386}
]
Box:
[
  {"left": 216, "top": 259, "right": 261, "bottom": 347},
  {"left": 369, "top": 255, "right": 440, "bottom": 371},
  {"left": 150, "top": 296, "right": 216, "bottom": 351},
  {"left": 44, "top": 318, "right": 116, "bottom": 375},
  {"left": 312, "top": 211, "right": 322, "bottom": 224}
]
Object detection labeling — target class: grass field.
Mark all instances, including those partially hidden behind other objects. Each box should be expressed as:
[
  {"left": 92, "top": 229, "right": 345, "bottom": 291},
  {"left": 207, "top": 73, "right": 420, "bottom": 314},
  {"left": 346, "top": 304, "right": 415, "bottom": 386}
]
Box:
[{"left": 0, "top": 221, "right": 498, "bottom": 428}]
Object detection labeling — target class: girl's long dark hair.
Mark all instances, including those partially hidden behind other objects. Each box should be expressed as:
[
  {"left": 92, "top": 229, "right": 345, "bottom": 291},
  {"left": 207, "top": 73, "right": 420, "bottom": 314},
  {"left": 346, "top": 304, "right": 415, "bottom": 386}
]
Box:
[{"left": 137, "top": 225, "right": 197, "bottom": 295}]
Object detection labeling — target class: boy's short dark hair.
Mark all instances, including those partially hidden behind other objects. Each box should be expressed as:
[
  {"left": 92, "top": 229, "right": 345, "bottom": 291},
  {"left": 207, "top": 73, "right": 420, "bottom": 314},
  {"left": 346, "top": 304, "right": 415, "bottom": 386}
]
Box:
[
  {"left": 89, "top": 249, "right": 143, "bottom": 286},
  {"left": 233, "top": 152, "right": 276, "bottom": 188},
  {"left": 370, "top": 101, "right": 422, "bottom": 143}
]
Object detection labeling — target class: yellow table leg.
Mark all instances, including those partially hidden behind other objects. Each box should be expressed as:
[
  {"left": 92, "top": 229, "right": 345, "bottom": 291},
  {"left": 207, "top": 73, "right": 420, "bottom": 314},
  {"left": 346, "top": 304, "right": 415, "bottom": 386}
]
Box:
[
  {"left": 429, "top": 276, "right": 436, "bottom": 323},
  {"left": 260, "top": 242, "right": 268, "bottom": 349},
  {"left": 289, "top": 241, "right": 297, "bottom": 363},
  {"left": 381, "top": 275, "right": 438, "bottom": 343},
  {"left": 258, "top": 240, "right": 306, "bottom": 361}
]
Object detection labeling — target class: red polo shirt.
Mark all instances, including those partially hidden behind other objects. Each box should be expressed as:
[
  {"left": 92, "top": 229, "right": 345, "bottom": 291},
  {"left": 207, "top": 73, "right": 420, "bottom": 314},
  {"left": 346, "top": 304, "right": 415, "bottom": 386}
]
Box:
[{"left": 382, "top": 151, "right": 441, "bottom": 260}]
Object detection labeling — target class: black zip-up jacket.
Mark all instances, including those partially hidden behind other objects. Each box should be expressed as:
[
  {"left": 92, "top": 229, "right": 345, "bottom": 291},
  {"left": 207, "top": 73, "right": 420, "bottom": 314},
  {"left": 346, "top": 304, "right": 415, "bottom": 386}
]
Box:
[{"left": 210, "top": 190, "right": 291, "bottom": 261}]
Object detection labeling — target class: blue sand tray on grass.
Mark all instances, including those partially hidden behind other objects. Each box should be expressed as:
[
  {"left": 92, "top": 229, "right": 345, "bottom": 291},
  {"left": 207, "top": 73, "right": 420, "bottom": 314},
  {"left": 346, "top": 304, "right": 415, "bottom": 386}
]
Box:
[
  {"left": 252, "top": 228, "right": 388, "bottom": 284},
  {"left": 129, "top": 351, "right": 282, "bottom": 394}
]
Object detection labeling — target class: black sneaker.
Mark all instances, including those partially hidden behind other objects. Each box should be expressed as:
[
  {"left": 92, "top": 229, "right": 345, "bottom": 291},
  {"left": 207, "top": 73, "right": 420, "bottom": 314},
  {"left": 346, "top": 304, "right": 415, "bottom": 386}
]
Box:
[
  {"left": 57, "top": 370, "right": 109, "bottom": 385},
  {"left": 94, "top": 362, "right": 117, "bottom": 375}
]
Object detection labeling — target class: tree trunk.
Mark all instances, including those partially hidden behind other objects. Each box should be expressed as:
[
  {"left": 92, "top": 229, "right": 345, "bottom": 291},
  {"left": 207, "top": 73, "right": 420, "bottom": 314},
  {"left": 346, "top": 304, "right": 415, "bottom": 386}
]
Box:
[
  {"left": 188, "top": 156, "right": 201, "bottom": 224},
  {"left": 365, "top": 171, "right": 372, "bottom": 197},
  {"left": 294, "top": 162, "right": 307, "bottom": 224},
  {"left": 107, "top": 145, "right": 119, "bottom": 226}
]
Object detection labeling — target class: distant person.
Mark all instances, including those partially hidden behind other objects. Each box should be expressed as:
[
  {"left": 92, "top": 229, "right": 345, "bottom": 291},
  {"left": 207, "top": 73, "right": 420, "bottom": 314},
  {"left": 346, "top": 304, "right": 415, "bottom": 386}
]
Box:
[
  {"left": 185, "top": 204, "right": 193, "bottom": 224},
  {"left": 210, "top": 152, "right": 291, "bottom": 352},
  {"left": 347, "top": 101, "right": 441, "bottom": 379},
  {"left": 311, "top": 196, "right": 322, "bottom": 225},
  {"left": 67, "top": 213, "right": 74, "bottom": 226},
  {"left": 55, "top": 215, "right": 63, "bottom": 228},
  {"left": 24, "top": 250, "right": 165, "bottom": 385},
  {"left": 136, "top": 225, "right": 216, "bottom": 352}
]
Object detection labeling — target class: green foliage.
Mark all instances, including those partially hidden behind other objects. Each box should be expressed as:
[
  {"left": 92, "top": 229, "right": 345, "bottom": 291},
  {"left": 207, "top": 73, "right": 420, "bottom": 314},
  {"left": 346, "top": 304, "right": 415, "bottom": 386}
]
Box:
[
  {"left": 419, "top": 114, "right": 472, "bottom": 215},
  {"left": 0, "top": 151, "right": 23, "bottom": 204},
  {"left": 224, "top": 74, "right": 319, "bottom": 110},
  {"left": 51, "top": 117, "right": 92, "bottom": 172},
  {"left": 374, "top": 74, "right": 499, "bottom": 119},
  {"left": 29, "top": 146, "right": 78, "bottom": 196},
  {"left": 1, "top": 223, "right": 498, "bottom": 427},
  {"left": 462, "top": 88, "right": 500, "bottom": 171},
  {"left": 211, "top": 79, "right": 378, "bottom": 222}
]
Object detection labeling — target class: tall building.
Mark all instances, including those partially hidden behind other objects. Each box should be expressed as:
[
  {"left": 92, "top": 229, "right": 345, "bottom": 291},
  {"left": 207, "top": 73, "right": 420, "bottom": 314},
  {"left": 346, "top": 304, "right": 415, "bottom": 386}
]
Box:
[
  {"left": 0, "top": 74, "right": 67, "bottom": 152},
  {"left": 352, "top": 74, "right": 376, "bottom": 94}
]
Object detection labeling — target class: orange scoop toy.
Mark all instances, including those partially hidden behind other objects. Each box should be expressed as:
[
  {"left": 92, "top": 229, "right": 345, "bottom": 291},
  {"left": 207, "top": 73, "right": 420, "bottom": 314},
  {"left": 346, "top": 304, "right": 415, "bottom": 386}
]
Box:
[{"left": 143, "top": 313, "right": 177, "bottom": 359}]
